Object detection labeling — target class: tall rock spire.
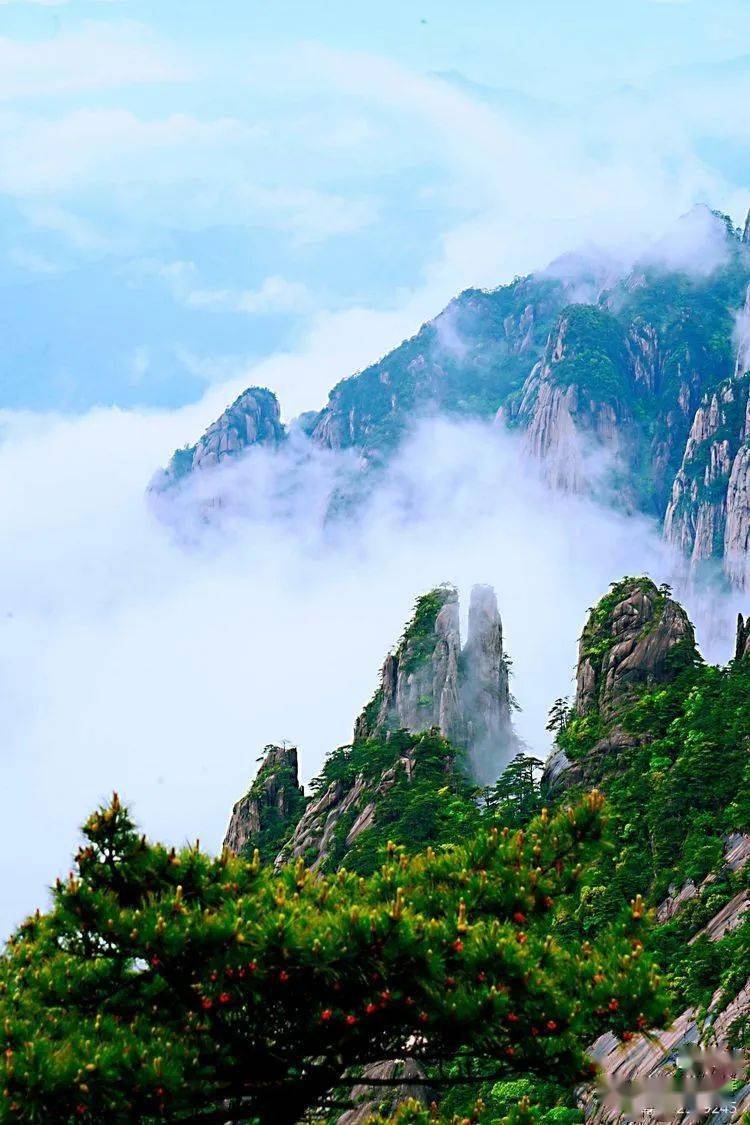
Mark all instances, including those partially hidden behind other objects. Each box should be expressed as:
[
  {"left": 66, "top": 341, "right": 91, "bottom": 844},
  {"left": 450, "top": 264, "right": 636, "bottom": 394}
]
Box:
[
  {"left": 354, "top": 584, "right": 518, "bottom": 782},
  {"left": 461, "top": 585, "right": 515, "bottom": 785}
]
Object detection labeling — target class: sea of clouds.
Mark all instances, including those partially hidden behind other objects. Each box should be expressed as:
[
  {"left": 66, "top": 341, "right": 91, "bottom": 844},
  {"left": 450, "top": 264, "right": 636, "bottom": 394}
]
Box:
[{"left": 0, "top": 395, "right": 742, "bottom": 937}]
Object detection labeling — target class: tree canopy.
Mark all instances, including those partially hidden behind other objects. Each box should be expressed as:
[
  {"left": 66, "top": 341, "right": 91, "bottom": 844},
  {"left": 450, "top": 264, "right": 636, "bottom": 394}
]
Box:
[{"left": 0, "top": 792, "right": 667, "bottom": 1124}]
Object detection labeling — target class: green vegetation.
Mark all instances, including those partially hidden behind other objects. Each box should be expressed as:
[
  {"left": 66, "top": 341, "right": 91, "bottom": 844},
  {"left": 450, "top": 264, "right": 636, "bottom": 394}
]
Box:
[
  {"left": 551, "top": 306, "right": 631, "bottom": 405},
  {"left": 547, "top": 582, "right": 750, "bottom": 1051},
  {"left": 339, "top": 731, "right": 482, "bottom": 876},
  {"left": 397, "top": 586, "right": 456, "bottom": 674},
  {"left": 318, "top": 276, "right": 566, "bottom": 457},
  {"left": 0, "top": 793, "right": 665, "bottom": 1123},
  {"left": 238, "top": 753, "right": 306, "bottom": 866}
]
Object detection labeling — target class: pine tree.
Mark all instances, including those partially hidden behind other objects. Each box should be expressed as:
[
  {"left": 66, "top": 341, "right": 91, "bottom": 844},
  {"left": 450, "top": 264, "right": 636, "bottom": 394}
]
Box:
[{"left": 0, "top": 793, "right": 667, "bottom": 1123}]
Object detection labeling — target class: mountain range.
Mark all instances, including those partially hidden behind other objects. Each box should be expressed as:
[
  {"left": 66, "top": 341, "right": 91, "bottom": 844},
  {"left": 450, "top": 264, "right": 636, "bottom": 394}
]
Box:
[{"left": 154, "top": 205, "right": 750, "bottom": 588}]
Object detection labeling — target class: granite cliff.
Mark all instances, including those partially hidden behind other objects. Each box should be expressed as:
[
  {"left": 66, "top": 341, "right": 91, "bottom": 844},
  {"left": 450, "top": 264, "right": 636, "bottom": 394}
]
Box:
[
  {"left": 153, "top": 207, "right": 750, "bottom": 588},
  {"left": 543, "top": 576, "right": 698, "bottom": 794},
  {"left": 223, "top": 583, "right": 519, "bottom": 871},
  {"left": 216, "top": 574, "right": 750, "bottom": 1120}
]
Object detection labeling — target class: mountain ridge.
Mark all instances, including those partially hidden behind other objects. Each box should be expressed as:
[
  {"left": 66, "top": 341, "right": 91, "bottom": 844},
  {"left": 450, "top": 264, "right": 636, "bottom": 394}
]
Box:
[{"left": 152, "top": 205, "right": 750, "bottom": 588}]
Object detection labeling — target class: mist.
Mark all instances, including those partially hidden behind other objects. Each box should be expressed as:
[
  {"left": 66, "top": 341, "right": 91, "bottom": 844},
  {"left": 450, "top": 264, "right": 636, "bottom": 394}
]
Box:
[{"left": 1, "top": 398, "right": 742, "bottom": 939}]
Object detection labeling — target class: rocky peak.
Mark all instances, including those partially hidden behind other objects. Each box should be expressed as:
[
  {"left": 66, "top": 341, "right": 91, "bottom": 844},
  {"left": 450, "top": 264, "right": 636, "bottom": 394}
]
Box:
[
  {"left": 354, "top": 583, "right": 517, "bottom": 782},
  {"left": 736, "top": 613, "right": 750, "bottom": 661},
  {"left": 223, "top": 744, "right": 305, "bottom": 859},
  {"left": 461, "top": 585, "right": 515, "bottom": 785},
  {"left": 153, "top": 386, "right": 285, "bottom": 491},
  {"left": 354, "top": 585, "right": 463, "bottom": 745},
  {"left": 225, "top": 583, "right": 518, "bottom": 874},
  {"left": 543, "top": 577, "right": 697, "bottom": 796},
  {"left": 575, "top": 577, "right": 697, "bottom": 719},
  {"left": 744, "top": 208, "right": 750, "bottom": 244}
]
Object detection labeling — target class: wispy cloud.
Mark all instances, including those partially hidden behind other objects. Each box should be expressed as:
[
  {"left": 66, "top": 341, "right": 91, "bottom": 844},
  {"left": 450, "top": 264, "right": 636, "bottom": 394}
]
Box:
[
  {"left": 0, "top": 21, "right": 183, "bottom": 100},
  {"left": 150, "top": 260, "right": 315, "bottom": 316}
]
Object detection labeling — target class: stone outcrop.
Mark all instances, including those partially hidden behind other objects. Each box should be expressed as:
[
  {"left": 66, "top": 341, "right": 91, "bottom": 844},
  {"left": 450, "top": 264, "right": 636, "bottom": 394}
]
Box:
[
  {"left": 279, "top": 583, "right": 518, "bottom": 869},
  {"left": 223, "top": 744, "right": 305, "bottom": 857},
  {"left": 663, "top": 373, "right": 750, "bottom": 573},
  {"left": 152, "top": 387, "right": 285, "bottom": 491},
  {"left": 336, "top": 1060, "right": 432, "bottom": 1124},
  {"left": 460, "top": 584, "right": 515, "bottom": 785},
  {"left": 354, "top": 586, "right": 464, "bottom": 747},
  {"left": 736, "top": 614, "right": 750, "bottom": 661},
  {"left": 584, "top": 834, "right": 750, "bottom": 1123},
  {"left": 575, "top": 578, "right": 696, "bottom": 719},
  {"left": 279, "top": 749, "right": 419, "bottom": 872},
  {"left": 354, "top": 584, "right": 517, "bottom": 783},
  {"left": 543, "top": 578, "right": 697, "bottom": 794},
  {"left": 225, "top": 583, "right": 518, "bottom": 872},
  {"left": 724, "top": 438, "right": 750, "bottom": 588}
]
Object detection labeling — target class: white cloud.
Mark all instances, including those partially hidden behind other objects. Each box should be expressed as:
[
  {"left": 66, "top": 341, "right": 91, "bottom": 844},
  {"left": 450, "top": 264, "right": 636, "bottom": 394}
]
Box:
[
  {"left": 151, "top": 260, "right": 315, "bottom": 316},
  {"left": 7, "top": 246, "right": 62, "bottom": 273},
  {"left": 0, "top": 108, "right": 259, "bottom": 196},
  {"left": 0, "top": 21, "right": 183, "bottom": 100},
  {"left": 0, "top": 393, "right": 741, "bottom": 938}
]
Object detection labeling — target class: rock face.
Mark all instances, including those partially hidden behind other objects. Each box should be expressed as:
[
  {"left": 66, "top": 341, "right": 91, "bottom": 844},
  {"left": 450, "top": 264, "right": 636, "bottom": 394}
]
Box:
[
  {"left": 336, "top": 1060, "right": 432, "bottom": 1125},
  {"left": 279, "top": 744, "right": 420, "bottom": 872},
  {"left": 736, "top": 613, "right": 750, "bottom": 661},
  {"left": 575, "top": 577, "right": 697, "bottom": 719},
  {"left": 511, "top": 307, "right": 631, "bottom": 493},
  {"left": 583, "top": 835, "right": 750, "bottom": 1123},
  {"left": 224, "top": 583, "right": 518, "bottom": 873},
  {"left": 354, "top": 586, "right": 463, "bottom": 747},
  {"left": 354, "top": 584, "right": 517, "bottom": 784},
  {"left": 543, "top": 577, "right": 697, "bottom": 794},
  {"left": 663, "top": 371, "right": 750, "bottom": 582},
  {"left": 460, "top": 584, "right": 515, "bottom": 785},
  {"left": 152, "top": 387, "right": 285, "bottom": 491},
  {"left": 223, "top": 744, "right": 305, "bottom": 859}
]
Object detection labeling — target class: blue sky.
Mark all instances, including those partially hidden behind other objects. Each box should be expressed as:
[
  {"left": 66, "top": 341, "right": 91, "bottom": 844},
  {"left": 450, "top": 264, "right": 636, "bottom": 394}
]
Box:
[{"left": 2, "top": 0, "right": 750, "bottom": 415}]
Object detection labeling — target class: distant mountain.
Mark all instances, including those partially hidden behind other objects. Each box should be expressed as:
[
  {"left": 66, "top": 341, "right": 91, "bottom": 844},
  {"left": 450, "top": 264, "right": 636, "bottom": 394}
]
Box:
[{"left": 154, "top": 206, "right": 750, "bottom": 587}]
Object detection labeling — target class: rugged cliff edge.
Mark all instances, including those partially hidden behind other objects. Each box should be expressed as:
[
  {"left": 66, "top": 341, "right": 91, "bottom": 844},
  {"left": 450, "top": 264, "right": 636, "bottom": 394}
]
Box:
[
  {"left": 152, "top": 208, "right": 750, "bottom": 587},
  {"left": 224, "top": 583, "right": 519, "bottom": 871},
  {"left": 223, "top": 744, "right": 305, "bottom": 861},
  {"left": 150, "top": 386, "right": 285, "bottom": 492},
  {"left": 543, "top": 576, "right": 698, "bottom": 794}
]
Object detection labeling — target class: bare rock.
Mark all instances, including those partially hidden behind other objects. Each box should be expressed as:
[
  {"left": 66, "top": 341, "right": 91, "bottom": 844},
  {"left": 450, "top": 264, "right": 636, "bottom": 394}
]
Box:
[
  {"left": 152, "top": 387, "right": 285, "bottom": 491},
  {"left": 461, "top": 584, "right": 516, "bottom": 785},
  {"left": 736, "top": 614, "right": 750, "bottom": 661},
  {"left": 355, "top": 584, "right": 518, "bottom": 783},
  {"left": 337, "top": 1059, "right": 432, "bottom": 1124},
  {"left": 576, "top": 578, "right": 696, "bottom": 719},
  {"left": 223, "top": 745, "right": 304, "bottom": 856}
]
